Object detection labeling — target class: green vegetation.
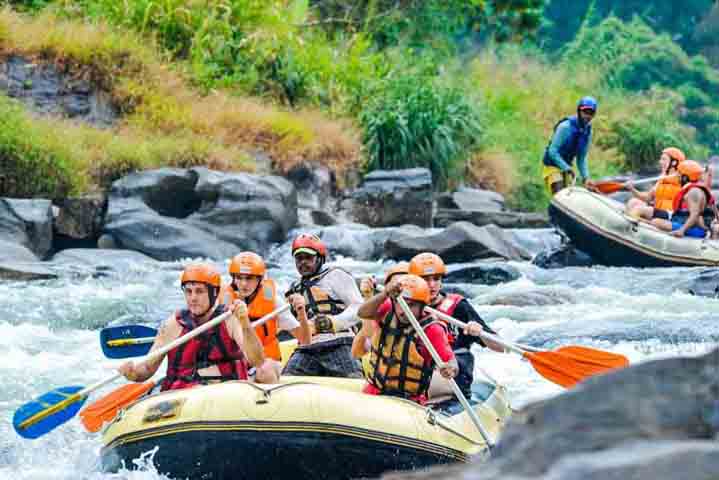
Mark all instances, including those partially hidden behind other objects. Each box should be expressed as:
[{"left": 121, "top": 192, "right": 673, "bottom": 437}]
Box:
[{"left": 0, "top": 0, "right": 717, "bottom": 212}]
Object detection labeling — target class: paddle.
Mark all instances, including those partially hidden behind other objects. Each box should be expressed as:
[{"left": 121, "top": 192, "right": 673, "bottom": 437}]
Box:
[
  {"left": 396, "top": 297, "right": 494, "bottom": 449},
  {"left": 594, "top": 174, "right": 676, "bottom": 195},
  {"left": 426, "top": 306, "right": 629, "bottom": 388},
  {"left": 78, "top": 304, "right": 290, "bottom": 434},
  {"left": 100, "top": 324, "right": 157, "bottom": 359}
]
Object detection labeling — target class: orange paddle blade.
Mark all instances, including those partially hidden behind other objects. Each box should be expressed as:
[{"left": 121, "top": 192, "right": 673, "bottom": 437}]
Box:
[
  {"left": 524, "top": 349, "right": 627, "bottom": 388},
  {"left": 595, "top": 181, "right": 625, "bottom": 194},
  {"left": 555, "top": 346, "right": 629, "bottom": 369},
  {"left": 79, "top": 381, "right": 155, "bottom": 432}
]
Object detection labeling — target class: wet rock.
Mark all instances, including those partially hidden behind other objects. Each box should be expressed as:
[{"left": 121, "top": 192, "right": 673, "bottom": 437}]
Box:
[
  {"left": 311, "top": 209, "right": 337, "bottom": 226},
  {"left": 383, "top": 222, "right": 532, "bottom": 262},
  {"left": 386, "top": 348, "right": 719, "bottom": 480},
  {"left": 0, "top": 239, "right": 39, "bottom": 262},
  {"left": 684, "top": 268, "right": 719, "bottom": 297},
  {"left": 435, "top": 209, "right": 549, "bottom": 229},
  {"left": 436, "top": 187, "right": 505, "bottom": 212},
  {"left": 351, "top": 168, "right": 433, "bottom": 228},
  {"left": 445, "top": 264, "right": 521, "bottom": 286},
  {"left": 532, "top": 243, "right": 594, "bottom": 269},
  {"left": 0, "top": 55, "right": 118, "bottom": 127},
  {"left": 53, "top": 194, "right": 107, "bottom": 240},
  {"left": 484, "top": 288, "right": 574, "bottom": 307},
  {"left": 510, "top": 229, "right": 562, "bottom": 257},
  {"left": 103, "top": 168, "right": 297, "bottom": 261},
  {"left": 285, "top": 163, "right": 335, "bottom": 210},
  {"left": 0, "top": 262, "right": 57, "bottom": 281},
  {"left": 0, "top": 198, "right": 53, "bottom": 259},
  {"left": 318, "top": 224, "right": 424, "bottom": 261},
  {"left": 97, "top": 233, "right": 118, "bottom": 249}
]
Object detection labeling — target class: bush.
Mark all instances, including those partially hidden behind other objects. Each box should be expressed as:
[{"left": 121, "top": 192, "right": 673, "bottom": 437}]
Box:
[
  {"left": 360, "top": 75, "right": 481, "bottom": 189},
  {"left": 0, "top": 97, "right": 80, "bottom": 198}
]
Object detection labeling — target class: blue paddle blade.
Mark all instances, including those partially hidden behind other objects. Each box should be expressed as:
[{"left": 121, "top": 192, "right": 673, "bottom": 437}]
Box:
[
  {"left": 13, "top": 386, "right": 86, "bottom": 439},
  {"left": 100, "top": 325, "right": 157, "bottom": 359}
]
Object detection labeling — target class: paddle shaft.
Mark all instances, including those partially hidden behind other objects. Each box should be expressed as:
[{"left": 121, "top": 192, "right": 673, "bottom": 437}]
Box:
[
  {"left": 19, "top": 305, "right": 288, "bottom": 431},
  {"left": 396, "top": 297, "right": 494, "bottom": 449},
  {"left": 106, "top": 306, "right": 288, "bottom": 348}
]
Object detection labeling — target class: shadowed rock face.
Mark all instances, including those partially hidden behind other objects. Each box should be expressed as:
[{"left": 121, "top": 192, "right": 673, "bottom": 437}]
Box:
[
  {"left": 0, "top": 55, "right": 119, "bottom": 127},
  {"left": 384, "top": 348, "right": 719, "bottom": 480}
]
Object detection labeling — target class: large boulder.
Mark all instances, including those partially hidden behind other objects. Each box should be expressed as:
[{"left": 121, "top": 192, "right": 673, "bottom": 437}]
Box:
[
  {"left": 532, "top": 243, "right": 594, "bottom": 269},
  {"left": 318, "top": 224, "right": 425, "bottom": 261},
  {"left": 103, "top": 168, "right": 297, "bottom": 261},
  {"left": 0, "top": 198, "right": 53, "bottom": 259},
  {"left": 434, "top": 209, "right": 549, "bottom": 229},
  {"left": 0, "top": 238, "right": 55, "bottom": 280},
  {"left": 445, "top": 263, "right": 521, "bottom": 286},
  {"left": 683, "top": 268, "right": 719, "bottom": 297},
  {"left": 54, "top": 194, "right": 107, "bottom": 240},
  {"left": 351, "top": 168, "right": 433, "bottom": 228},
  {"left": 437, "top": 187, "right": 505, "bottom": 212},
  {"left": 386, "top": 348, "right": 719, "bottom": 480},
  {"left": 383, "top": 222, "right": 531, "bottom": 262}
]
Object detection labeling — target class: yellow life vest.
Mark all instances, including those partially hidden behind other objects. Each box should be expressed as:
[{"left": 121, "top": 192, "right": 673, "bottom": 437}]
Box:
[{"left": 366, "top": 313, "right": 438, "bottom": 398}]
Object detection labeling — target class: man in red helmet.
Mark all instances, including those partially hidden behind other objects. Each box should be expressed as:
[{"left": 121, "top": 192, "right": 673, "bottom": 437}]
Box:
[
  {"left": 283, "top": 233, "right": 365, "bottom": 377},
  {"left": 118, "top": 263, "right": 266, "bottom": 390}
]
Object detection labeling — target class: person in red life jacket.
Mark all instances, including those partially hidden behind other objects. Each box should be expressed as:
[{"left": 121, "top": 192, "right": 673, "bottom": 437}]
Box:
[
  {"left": 359, "top": 274, "right": 458, "bottom": 404},
  {"left": 408, "top": 253, "right": 504, "bottom": 398},
  {"left": 353, "top": 262, "right": 410, "bottom": 359},
  {"left": 117, "top": 263, "right": 266, "bottom": 390},
  {"left": 624, "top": 147, "right": 685, "bottom": 221},
  {"left": 652, "top": 160, "right": 716, "bottom": 239},
  {"left": 222, "top": 252, "right": 311, "bottom": 383},
  {"left": 283, "top": 233, "right": 365, "bottom": 377}
]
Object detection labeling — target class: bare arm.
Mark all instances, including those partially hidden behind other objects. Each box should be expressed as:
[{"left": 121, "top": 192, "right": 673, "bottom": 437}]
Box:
[
  {"left": 287, "top": 294, "right": 311, "bottom": 345},
  {"left": 229, "top": 301, "right": 265, "bottom": 368},
  {"left": 118, "top": 313, "right": 178, "bottom": 382},
  {"left": 351, "top": 319, "right": 374, "bottom": 358}
]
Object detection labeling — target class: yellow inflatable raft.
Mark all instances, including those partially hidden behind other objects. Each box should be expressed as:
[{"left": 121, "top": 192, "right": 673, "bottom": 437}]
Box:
[{"left": 100, "top": 376, "right": 511, "bottom": 479}]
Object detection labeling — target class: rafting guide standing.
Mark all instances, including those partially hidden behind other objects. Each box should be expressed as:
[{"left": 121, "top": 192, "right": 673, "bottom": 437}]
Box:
[{"left": 543, "top": 96, "right": 599, "bottom": 195}]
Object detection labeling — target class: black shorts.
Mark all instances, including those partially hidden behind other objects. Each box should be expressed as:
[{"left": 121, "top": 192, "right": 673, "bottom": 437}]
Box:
[{"left": 652, "top": 209, "right": 670, "bottom": 220}]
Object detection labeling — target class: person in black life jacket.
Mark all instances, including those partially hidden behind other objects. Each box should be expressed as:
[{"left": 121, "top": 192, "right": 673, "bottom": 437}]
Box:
[
  {"left": 222, "top": 252, "right": 311, "bottom": 383},
  {"left": 543, "top": 96, "right": 599, "bottom": 196},
  {"left": 283, "top": 233, "right": 364, "bottom": 378},
  {"left": 118, "top": 263, "right": 266, "bottom": 391},
  {"left": 359, "top": 274, "right": 458, "bottom": 404},
  {"left": 408, "top": 253, "right": 505, "bottom": 398},
  {"left": 652, "top": 160, "right": 716, "bottom": 239}
]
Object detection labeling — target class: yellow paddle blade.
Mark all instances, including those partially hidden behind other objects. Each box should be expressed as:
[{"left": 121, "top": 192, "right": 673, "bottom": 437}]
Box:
[{"left": 79, "top": 382, "right": 155, "bottom": 433}]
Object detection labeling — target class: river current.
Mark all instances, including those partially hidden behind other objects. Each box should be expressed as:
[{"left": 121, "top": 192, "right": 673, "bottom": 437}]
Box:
[{"left": 2, "top": 228, "right": 717, "bottom": 479}]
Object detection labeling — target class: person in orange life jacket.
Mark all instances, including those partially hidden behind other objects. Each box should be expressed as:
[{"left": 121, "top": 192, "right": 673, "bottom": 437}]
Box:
[
  {"left": 359, "top": 274, "right": 458, "bottom": 404},
  {"left": 625, "top": 147, "right": 685, "bottom": 221},
  {"left": 283, "top": 233, "right": 364, "bottom": 378},
  {"left": 353, "top": 262, "right": 410, "bottom": 359},
  {"left": 222, "top": 252, "right": 311, "bottom": 383},
  {"left": 118, "top": 263, "right": 265, "bottom": 391},
  {"left": 652, "top": 160, "right": 716, "bottom": 238},
  {"left": 408, "top": 253, "right": 504, "bottom": 398}
]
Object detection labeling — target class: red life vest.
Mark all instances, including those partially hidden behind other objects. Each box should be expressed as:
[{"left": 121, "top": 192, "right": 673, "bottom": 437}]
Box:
[
  {"left": 161, "top": 306, "right": 249, "bottom": 391},
  {"left": 672, "top": 182, "right": 714, "bottom": 213},
  {"left": 432, "top": 293, "right": 463, "bottom": 346}
]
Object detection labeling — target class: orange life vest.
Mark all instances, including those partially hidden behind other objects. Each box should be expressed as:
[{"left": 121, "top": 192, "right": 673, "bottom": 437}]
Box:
[
  {"left": 224, "top": 279, "right": 282, "bottom": 361},
  {"left": 654, "top": 176, "right": 681, "bottom": 211}
]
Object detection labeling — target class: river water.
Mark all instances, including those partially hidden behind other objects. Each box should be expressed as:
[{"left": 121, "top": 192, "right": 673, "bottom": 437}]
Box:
[{"left": 1, "top": 229, "right": 718, "bottom": 479}]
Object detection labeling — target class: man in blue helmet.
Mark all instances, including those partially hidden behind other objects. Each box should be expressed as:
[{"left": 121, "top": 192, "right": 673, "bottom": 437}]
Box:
[{"left": 542, "top": 96, "right": 599, "bottom": 196}]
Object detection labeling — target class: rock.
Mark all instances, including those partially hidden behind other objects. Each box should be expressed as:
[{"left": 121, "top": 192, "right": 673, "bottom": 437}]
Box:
[
  {"left": 684, "top": 268, "right": 719, "bottom": 297},
  {"left": 445, "top": 264, "right": 521, "bottom": 286},
  {"left": 0, "top": 239, "right": 39, "bottom": 262},
  {"left": 436, "top": 187, "right": 505, "bottom": 212},
  {"left": 103, "top": 168, "right": 297, "bottom": 261},
  {"left": 434, "top": 209, "right": 550, "bottom": 229},
  {"left": 510, "top": 228, "right": 563, "bottom": 257},
  {"left": 0, "top": 262, "right": 57, "bottom": 280},
  {"left": 352, "top": 168, "right": 433, "bottom": 228},
  {"left": 285, "top": 163, "right": 335, "bottom": 210},
  {"left": 54, "top": 194, "right": 107, "bottom": 239},
  {"left": 0, "top": 55, "right": 119, "bottom": 127},
  {"left": 484, "top": 288, "right": 574, "bottom": 307},
  {"left": 532, "top": 243, "right": 594, "bottom": 269},
  {"left": 383, "top": 222, "right": 532, "bottom": 262},
  {"left": 386, "top": 348, "right": 719, "bottom": 480},
  {"left": 0, "top": 198, "right": 53, "bottom": 259},
  {"left": 97, "top": 233, "right": 118, "bottom": 249},
  {"left": 318, "top": 224, "right": 424, "bottom": 261},
  {"left": 310, "top": 209, "right": 337, "bottom": 226}
]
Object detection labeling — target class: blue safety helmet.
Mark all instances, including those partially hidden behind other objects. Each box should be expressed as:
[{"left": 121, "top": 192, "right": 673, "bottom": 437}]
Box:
[{"left": 577, "top": 96, "right": 598, "bottom": 113}]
